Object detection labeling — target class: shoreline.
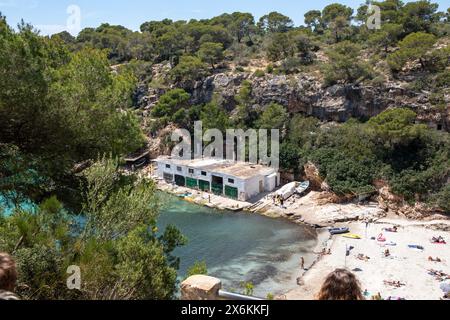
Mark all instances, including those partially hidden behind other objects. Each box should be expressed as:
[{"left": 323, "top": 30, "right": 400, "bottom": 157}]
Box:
[
  {"left": 152, "top": 176, "right": 450, "bottom": 300},
  {"left": 285, "top": 217, "right": 450, "bottom": 300}
]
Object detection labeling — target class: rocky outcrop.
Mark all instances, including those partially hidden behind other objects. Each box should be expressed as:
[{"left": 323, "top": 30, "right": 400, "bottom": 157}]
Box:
[
  {"left": 303, "top": 162, "right": 325, "bottom": 191},
  {"left": 147, "top": 123, "right": 178, "bottom": 158},
  {"left": 190, "top": 72, "right": 247, "bottom": 111},
  {"left": 376, "top": 182, "right": 447, "bottom": 220},
  {"left": 137, "top": 65, "right": 449, "bottom": 130}
]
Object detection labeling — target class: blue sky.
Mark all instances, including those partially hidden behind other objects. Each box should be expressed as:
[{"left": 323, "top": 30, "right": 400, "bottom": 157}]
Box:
[{"left": 0, "top": 0, "right": 448, "bottom": 35}]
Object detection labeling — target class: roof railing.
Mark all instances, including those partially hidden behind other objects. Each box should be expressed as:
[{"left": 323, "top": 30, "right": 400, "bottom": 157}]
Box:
[{"left": 218, "top": 290, "right": 264, "bottom": 301}]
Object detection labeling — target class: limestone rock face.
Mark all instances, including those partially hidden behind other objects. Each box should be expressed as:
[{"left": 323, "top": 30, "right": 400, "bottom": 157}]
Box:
[
  {"left": 137, "top": 69, "right": 448, "bottom": 130},
  {"left": 190, "top": 72, "right": 247, "bottom": 111},
  {"left": 147, "top": 123, "right": 179, "bottom": 159},
  {"left": 375, "top": 182, "right": 446, "bottom": 219},
  {"left": 303, "top": 162, "right": 324, "bottom": 191}
]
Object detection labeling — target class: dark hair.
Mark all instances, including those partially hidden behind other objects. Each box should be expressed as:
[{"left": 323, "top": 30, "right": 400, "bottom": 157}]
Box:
[
  {"left": 0, "top": 253, "right": 17, "bottom": 291},
  {"left": 317, "top": 269, "right": 364, "bottom": 300}
]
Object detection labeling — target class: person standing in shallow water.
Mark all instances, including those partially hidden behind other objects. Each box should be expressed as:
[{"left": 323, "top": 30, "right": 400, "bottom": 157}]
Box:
[
  {"left": 0, "top": 253, "right": 19, "bottom": 300},
  {"left": 317, "top": 269, "right": 364, "bottom": 300}
]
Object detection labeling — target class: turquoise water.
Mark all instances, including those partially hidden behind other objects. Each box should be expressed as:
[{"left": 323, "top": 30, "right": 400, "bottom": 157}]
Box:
[
  {"left": 0, "top": 195, "right": 35, "bottom": 216},
  {"left": 158, "top": 196, "right": 318, "bottom": 297},
  {"left": 1, "top": 193, "right": 318, "bottom": 297}
]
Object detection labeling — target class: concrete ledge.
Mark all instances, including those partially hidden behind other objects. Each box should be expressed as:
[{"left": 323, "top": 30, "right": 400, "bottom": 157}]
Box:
[{"left": 181, "top": 275, "right": 222, "bottom": 300}]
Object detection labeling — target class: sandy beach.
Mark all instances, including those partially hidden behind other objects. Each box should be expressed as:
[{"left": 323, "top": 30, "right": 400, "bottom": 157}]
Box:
[
  {"left": 150, "top": 173, "right": 450, "bottom": 300},
  {"left": 285, "top": 216, "right": 450, "bottom": 300}
]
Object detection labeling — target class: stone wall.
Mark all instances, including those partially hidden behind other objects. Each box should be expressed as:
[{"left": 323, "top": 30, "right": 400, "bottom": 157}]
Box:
[
  {"left": 136, "top": 65, "right": 449, "bottom": 131},
  {"left": 180, "top": 275, "right": 222, "bottom": 300}
]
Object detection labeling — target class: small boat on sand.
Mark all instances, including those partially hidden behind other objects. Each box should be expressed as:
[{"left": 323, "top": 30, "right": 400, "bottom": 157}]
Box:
[
  {"left": 329, "top": 227, "right": 350, "bottom": 235},
  {"left": 275, "top": 182, "right": 298, "bottom": 200},
  {"left": 177, "top": 192, "right": 192, "bottom": 198},
  {"left": 343, "top": 234, "right": 362, "bottom": 239},
  {"left": 184, "top": 197, "right": 196, "bottom": 203},
  {"left": 295, "top": 181, "right": 310, "bottom": 195}
]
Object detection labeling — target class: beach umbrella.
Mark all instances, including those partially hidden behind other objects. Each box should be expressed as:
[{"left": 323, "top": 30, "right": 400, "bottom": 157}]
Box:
[{"left": 440, "top": 281, "right": 450, "bottom": 293}]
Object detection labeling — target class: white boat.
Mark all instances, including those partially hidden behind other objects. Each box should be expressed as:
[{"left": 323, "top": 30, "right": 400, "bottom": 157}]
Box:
[
  {"left": 295, "top": 181, "right": 310, "bottom": 195},
  {"left": 275, "top": 182, "right": 298, "bottom": 200}
]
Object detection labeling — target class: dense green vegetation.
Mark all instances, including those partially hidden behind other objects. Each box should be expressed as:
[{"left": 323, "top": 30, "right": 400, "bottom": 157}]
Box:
[
  {"left": 0, "top": 0, "right": 449, "bottom": 300},
  {"left": 282, "top": 110, "right": 449, "bottom": 207},
  {"left": 0, "top": 16, "right": 184, "bottom": 299},
  {"left": 0, "top": 158, "right": 186, "bottom": 299}
]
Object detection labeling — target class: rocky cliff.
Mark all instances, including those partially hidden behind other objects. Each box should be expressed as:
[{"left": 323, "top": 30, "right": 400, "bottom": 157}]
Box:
[{"left": 136, "top": 64, "right": 449, "bottom": 131}]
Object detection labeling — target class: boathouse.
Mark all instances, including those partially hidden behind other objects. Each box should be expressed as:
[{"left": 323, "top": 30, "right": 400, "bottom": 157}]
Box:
[
  {"left": 154, "top": 157, "right": 280, "bottom": 201},
  {"left": 124, "top": 149, "right": 150, "bottom": 171}
]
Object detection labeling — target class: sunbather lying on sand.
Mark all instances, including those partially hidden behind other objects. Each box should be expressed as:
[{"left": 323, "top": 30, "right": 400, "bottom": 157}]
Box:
[
  {"left": 428, "top": 256, "right": 442, "bottom": 262},
  {"left": 357, "top": 254, "right": 370, "bottom": 261},
  {"left": 431, "top": 236, "right": 446, "bottom": 244},
  {"left": 315, "top": 248, "right": 332, "bottom": 256},
  {"left": 384, "top": 226, "right": 398, "bottom": 233},
  {"left": 384, "top": 280, "right": 406, "bottom": 288},
  {"left": 427, "top": 269, "right": 450, "bottom": 281}
]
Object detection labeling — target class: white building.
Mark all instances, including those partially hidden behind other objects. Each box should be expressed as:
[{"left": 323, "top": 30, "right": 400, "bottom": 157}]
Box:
[{"left": 154, "top": 157, "right": 280, "bottom": 201}]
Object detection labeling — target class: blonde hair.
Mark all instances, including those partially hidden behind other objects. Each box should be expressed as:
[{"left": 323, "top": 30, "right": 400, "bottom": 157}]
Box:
[
  {"left": 317, "top": 269, "right": 364, "bottom": 300},
  {"left": 0, "top": 253, "right": 17, "bottom": 291}
]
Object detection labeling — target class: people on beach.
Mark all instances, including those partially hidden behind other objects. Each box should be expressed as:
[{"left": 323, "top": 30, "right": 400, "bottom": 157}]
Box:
[
  {"left": 357, "top": 254, "right": 370, "bottom": 261},
  {"left": 384, "top": 280, "right": 405, "bottom": 288},
  {"left": 384, "top": 249, "right": 391, "bottom": 258},
  {"left": 300, "top": 257, "right": 305, "bottom": 270},
  {"left": 0, "top": 253, "right": 19, "bottom": 300},
  {"left": 431, "top": 236, "right": 446, "bottom": 244},
  {"left": 428, "top": 256, "right": 442, "bottom": 262},
  {"left": 372, "top": 292, "right": 382, "bottom": 300},
  {"left": 317, "top": 269, "right": 364, "bottom": 300}
]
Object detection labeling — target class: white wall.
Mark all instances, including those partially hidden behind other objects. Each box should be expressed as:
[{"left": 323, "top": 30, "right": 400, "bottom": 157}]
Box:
[
  {"left": 157, "top": 161, "right": 176, "bottom": 178},
  {"left": 244, "top": 175, "right": 264, "bottom": 200},
  {"left": 264, "top": 173, "right": 278, "bottom": 192},
  {"left": 156, "top": 160, "right": 279, "bottom": 201}
]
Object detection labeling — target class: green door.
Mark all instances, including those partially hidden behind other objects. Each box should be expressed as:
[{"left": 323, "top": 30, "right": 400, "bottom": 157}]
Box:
[
  {"left": 186, "top": 177, "right": 198, "bottom": 189},
  {"left": 225, "top": 185, "right": 238, "bottom": 199},
  {"left": 198, "top": 180, "right": 210, "bottom": 192},
  {"left": 212, "top": 183, "right": 224, "bottom": 195},
  {"left": 175, "top": 175, "right": 186, "bottom": 187}
]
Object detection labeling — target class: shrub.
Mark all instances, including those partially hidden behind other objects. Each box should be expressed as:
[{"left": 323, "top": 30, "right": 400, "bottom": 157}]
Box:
[{"left": 253, "top": 69, "right": 266, "bottom": 77}]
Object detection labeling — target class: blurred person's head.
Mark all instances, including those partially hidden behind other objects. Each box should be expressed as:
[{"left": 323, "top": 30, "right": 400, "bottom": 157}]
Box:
[
  {"left": 0, "top": 253, "right": 17, "bottom": 292},
  {"left": 317, "top": 269, "right": 364, "bottom": 300}
]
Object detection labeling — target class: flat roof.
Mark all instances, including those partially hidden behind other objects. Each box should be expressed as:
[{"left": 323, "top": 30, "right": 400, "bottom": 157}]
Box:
[{"left": 155, "top": 157, "right": 276, "bottom": 180}]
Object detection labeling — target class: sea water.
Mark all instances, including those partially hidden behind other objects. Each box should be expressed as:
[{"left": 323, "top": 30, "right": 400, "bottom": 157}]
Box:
[
  {"left": 1, "top": 193, "right": 318, "bottom": 297},
  {"left": 158, "top": 196, "right": 318, "bottom": 297}
]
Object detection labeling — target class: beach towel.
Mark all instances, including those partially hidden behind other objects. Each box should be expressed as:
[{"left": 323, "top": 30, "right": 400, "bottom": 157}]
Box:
[
  {"left": 440, "top": 281, "right": 450, "bottom": 293},
  {"left": 408, "top": 245, "right": 424, "bottom": 250}
]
